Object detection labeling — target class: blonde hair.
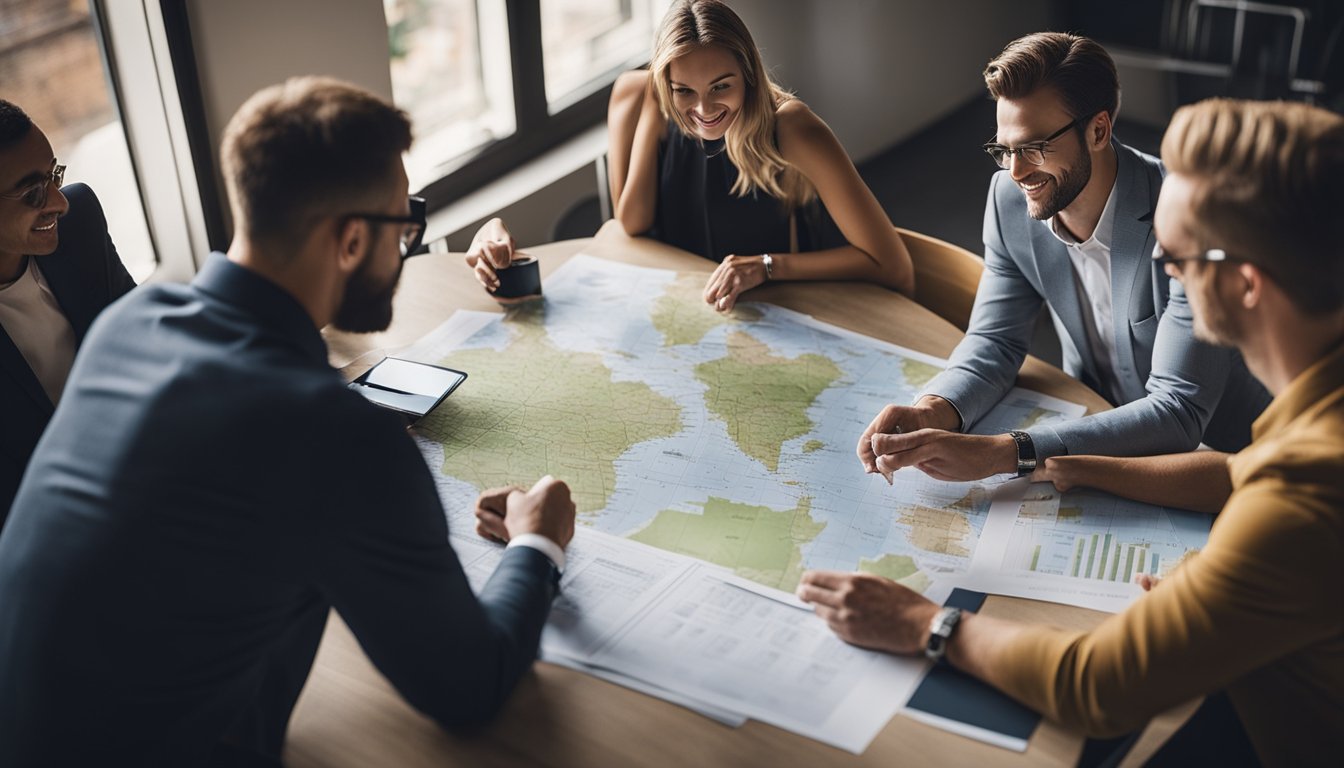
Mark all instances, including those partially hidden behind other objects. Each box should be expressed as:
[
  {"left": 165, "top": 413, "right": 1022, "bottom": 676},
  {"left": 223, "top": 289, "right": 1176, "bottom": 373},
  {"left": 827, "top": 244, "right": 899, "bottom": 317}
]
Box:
[
  {"left": 1161, "top": 98, "right": 1344, "bottom": 314},
  {"left": 650, "top": 0, "right": 813, "bottom": 209}
]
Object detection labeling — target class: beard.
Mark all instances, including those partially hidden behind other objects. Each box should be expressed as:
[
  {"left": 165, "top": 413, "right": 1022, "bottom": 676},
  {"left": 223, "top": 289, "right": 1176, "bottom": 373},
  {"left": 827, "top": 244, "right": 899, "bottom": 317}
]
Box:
[
  {"left": 1025, "top": 149, "right": 1091, "bottom": 221},
  {"left": 332, "top": 243, "right": 401, "bottom": 333}
]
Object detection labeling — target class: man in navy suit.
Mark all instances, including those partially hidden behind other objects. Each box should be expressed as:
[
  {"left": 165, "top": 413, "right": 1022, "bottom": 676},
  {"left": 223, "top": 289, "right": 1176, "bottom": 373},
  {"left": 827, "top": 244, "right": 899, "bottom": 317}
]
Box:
[
  {"left": 857, "top": 33, "right": 1270, "bottom": 482},
  {"left": 0, "top": 77, "right": 576, "bottom": 766},
  {"left": 0, "top": 99, "right": 136, "bottom": 523}
]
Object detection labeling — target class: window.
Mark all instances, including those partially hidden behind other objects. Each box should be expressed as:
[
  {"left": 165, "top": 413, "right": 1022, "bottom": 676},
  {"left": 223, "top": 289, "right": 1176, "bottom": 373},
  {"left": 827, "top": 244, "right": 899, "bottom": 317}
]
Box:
[
  {"left": 383, "top": 0, "right": 668, "bottom": 210},
  {"left": 385, "top": 0, "right": 515, "bottom": 194},
  {"left": 0, "top": 0, "right": 156, "bottom": 281},
  {"left": 541, "top": 0, "right": 670, "bottom": 113}
]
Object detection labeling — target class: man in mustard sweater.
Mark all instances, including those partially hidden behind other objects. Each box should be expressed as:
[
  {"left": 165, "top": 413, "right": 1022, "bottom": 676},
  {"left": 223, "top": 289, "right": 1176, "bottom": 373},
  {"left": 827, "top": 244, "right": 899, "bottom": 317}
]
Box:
[{"left": 799, "top": 98, "right": 1344, "bottom": 766}]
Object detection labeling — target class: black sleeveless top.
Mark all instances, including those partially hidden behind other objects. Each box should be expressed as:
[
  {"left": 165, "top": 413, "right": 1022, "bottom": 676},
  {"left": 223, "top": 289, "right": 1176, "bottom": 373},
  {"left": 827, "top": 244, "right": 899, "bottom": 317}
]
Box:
[{"left": 652, "top": 124, "right": 845, "bottom": 262}]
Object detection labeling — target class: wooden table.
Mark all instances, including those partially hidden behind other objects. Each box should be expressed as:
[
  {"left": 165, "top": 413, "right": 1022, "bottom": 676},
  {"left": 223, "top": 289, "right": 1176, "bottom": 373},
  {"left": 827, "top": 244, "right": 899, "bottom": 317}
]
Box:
[{"left": 289, "top": 221, "right": 1192, "bottom": 767}]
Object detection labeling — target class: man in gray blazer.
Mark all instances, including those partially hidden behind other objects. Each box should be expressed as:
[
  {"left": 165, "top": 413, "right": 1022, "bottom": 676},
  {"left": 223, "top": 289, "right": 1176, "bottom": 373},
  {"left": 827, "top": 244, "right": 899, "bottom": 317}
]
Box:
[
  {"left": 0, "top": 77, "right": 574, "bottom": 766},
  {"left": 858, "top": 33, "right": 1269, "bottom": 482}
]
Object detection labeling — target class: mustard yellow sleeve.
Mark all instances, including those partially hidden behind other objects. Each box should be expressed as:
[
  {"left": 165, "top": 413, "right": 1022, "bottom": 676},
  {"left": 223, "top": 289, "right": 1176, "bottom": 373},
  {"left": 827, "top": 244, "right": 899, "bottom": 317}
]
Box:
[{"left": 986, "top": 481, "right": 1341, "bottom": 736}]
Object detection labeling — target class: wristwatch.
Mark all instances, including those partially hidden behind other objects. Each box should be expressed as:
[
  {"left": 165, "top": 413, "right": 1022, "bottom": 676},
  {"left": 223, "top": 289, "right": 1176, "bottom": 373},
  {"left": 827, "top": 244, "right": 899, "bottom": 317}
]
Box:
[
  {"left": 761, "top": 253, "right": 774, "bottom": 280},
  {"left": 1008, "top": 430, "right": 1036, "bottom": 476},
  {"left": 925, "top": 606, "right": 963, "bottom": 662}
]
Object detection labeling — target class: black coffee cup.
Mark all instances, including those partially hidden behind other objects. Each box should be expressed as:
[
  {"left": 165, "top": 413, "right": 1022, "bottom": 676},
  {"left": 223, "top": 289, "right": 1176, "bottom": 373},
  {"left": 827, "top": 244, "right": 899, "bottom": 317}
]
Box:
[{"left": 493, "top": 255, "right": 542, "bottom": 302}]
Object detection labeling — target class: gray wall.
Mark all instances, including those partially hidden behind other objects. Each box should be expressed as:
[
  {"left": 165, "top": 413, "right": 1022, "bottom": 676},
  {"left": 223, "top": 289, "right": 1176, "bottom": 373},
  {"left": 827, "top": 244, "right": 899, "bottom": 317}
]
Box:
[
  {"left": 733, "top": 0, "right": 1056, "bottom": 163},
  {"left": 184, "top": 0, "right": 395, "bottom": 233}
]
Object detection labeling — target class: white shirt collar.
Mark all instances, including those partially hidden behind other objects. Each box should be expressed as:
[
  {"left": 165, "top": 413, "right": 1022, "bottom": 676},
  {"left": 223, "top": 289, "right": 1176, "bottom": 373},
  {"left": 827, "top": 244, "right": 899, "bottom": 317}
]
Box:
[{"left": 1043, "top": 176, "right": 1119, "bottom": 250}]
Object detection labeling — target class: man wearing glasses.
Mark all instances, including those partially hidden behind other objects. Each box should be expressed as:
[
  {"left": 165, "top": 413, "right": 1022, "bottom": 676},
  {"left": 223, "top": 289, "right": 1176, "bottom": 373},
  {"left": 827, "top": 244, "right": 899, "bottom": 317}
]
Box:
[
  {"left": 806, "top": 97, "right": 1344, "bottom": 767},
  {"left": 0, "top": 99, "right": 136, "bottom": 524},
  {"left": 0, "top": 78, "right": 575, "bottom": 766},
  {"left": 858, "top": 33, "right": 1270, "bottom": 482}
]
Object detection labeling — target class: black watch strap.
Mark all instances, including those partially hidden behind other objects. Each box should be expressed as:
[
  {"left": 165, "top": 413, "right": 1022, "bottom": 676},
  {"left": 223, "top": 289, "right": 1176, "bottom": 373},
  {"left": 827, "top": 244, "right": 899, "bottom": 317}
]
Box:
[{"left": 1009, "top": 430, "right": 1036, "bottom": 476}]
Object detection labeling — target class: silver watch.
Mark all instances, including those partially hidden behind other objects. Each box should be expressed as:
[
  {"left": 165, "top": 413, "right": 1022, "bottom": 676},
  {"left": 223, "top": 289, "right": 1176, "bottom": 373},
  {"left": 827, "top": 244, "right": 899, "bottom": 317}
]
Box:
[
  {"left": 762, "top": 253, "right": 774, "bottom": 280},
  {"left": 924, "top": 606, "right": 963, "bottom": 662}
]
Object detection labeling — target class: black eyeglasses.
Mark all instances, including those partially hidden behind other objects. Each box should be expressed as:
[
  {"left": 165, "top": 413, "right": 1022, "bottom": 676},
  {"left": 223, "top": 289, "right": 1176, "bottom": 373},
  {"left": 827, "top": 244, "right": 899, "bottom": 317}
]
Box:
[
  {"left": 1151, "top": 242, "right": 1231, "bottom": 268},
  {"left": 0, "top": 163, "right": 65, "bottom": 209},
  {"left": 348, "top": 196, "right": 427, "bottom": 259},
  {"left": 983, "top": 114, "right": 1092, "bottom": 169}
]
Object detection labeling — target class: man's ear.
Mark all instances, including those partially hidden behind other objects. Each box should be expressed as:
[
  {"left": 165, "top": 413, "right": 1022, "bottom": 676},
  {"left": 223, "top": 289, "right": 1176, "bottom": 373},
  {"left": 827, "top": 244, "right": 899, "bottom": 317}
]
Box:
[
  {"left": 1088, "top": 111, "right": 1113, "bottom": 152},
  {"left": 335, "top": 216, "right": 366, "bottom": 276},
  {"left": 1238, "top": 262, "right": 1265, "bottom": 310}
]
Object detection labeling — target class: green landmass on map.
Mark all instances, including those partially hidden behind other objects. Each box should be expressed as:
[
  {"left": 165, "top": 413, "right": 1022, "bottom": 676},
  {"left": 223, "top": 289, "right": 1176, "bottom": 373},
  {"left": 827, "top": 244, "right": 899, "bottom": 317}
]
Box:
[
  {"left": 417, "top": 305, "right": 682, "bottom": 513},
  {"left": 802, "top": 439, "right": 825, "bottom": 453},
  {"left": 630, "top": 496, "right": 825, "bottom": 592},
  {"left": 650, "top": 273, "right": 762, "bottom": 347},
  {"left": 695, "top": 331, "right": 841, "bottom": 472},
  {"left": 896, "top": 489, "right": 987, "bottom": 558},
  {"left": 901, "top": 358, "right": 942, "bottom": 389},
  {"left": 858, "top": 554, "right": 933, "bottom": 593},
  {"left": 1016, "top": 407, "right": 1055, "bottom": 430}
]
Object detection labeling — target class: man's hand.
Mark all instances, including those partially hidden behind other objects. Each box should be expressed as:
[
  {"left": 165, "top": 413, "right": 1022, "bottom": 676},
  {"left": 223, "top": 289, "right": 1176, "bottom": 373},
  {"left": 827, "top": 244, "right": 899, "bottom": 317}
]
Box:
[
  {"left": 464, "top": 218, "right": 516, "bottom": 292},
  {"left": 856, "top": 397, "right": 961, "bottom": 478},
  {"left": 868, "top": 429, "right": 1017, "bottom": 482},
  {"left": 1135, "top": 573, "right": 1162, "bottom": 591},
  {"left": 795, "top": 570, "right": 939, "bottom": 655},
  {"left": 474, "top": 475, "right": 576, "bottom": 548},
  {"left": 1030, "top": 456, "right": 1083, "bottom": 492},
  {"left": 702, "top": 255, "right": 767, "bottom": 313}
]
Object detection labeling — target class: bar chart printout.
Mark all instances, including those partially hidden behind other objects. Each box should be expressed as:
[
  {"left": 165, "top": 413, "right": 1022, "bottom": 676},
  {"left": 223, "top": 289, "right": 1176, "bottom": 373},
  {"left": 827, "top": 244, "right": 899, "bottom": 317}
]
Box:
[{"left": 965, "top": 484, "right": 1213, "bottom": 613}]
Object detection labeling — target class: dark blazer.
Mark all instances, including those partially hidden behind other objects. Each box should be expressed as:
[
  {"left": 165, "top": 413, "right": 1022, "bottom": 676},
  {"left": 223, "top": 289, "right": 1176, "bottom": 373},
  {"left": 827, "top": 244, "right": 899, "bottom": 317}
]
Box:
[
  {"left": 0, "top": 183, "right": 136, "bottom": 522},
  {"left": 0, "top": 255, "right": 558, "bottom": 766}
]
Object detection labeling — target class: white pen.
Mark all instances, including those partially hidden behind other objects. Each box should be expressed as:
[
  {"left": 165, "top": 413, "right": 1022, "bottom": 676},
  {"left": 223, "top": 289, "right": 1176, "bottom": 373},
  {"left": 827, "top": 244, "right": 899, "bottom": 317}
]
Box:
[{"left": 872, "top": 426, "right": 901, "bottom": 485}]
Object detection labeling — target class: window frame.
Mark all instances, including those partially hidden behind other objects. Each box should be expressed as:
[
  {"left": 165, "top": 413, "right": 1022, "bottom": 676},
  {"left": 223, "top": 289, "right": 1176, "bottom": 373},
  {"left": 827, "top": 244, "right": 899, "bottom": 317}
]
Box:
[{"left": 409, "top": 0, "right": 618, "bottom": 215}]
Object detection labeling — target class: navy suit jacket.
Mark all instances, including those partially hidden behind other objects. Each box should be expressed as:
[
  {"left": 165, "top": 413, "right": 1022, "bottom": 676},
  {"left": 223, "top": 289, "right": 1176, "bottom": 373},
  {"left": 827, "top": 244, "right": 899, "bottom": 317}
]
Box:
[
  {"left": 0, "top": 255, "right": 558, "bottom": 766},
  {"left": 922, "top": 142, "right": 1271, "bottom": 458},
  {"left": 0, "top": 183, "right": 135, "bottom": 523}
]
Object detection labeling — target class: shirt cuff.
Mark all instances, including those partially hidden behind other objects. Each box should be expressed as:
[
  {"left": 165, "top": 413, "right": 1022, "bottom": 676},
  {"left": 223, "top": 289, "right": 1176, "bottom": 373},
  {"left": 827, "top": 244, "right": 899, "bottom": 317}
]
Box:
[{"left": 507, "top": 533, "right": 566, "bottom": 572}]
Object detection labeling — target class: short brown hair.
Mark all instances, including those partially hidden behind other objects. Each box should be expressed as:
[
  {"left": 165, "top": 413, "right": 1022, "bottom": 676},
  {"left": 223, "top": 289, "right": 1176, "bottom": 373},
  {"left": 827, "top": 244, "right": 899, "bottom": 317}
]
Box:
[
  {"left": 1161, "top": 98, "right": 1344, "bottom": 315},
  {"left": 984, "top": 32, "right": 1120, "bottom": 122},
  {"left": 220, "top": 77, "right": 412, "bottom": 255}
]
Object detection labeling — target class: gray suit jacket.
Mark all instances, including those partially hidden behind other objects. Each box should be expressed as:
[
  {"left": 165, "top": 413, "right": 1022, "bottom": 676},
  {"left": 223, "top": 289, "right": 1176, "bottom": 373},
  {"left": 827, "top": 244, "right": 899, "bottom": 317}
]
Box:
[{"left": 922, "top": 141, "right": 1270, "bottom": 459}]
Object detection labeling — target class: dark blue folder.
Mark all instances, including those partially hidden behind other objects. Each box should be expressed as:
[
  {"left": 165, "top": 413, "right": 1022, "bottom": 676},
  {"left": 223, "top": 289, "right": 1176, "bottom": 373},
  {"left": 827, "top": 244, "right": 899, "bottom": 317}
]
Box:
[{"left": 904, "top": 589, "right": 1041, "bottom": 743}]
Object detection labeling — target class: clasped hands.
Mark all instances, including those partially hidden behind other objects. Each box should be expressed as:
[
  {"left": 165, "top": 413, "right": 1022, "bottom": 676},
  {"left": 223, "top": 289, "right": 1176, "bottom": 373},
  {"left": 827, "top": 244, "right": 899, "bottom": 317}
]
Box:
[{"left": 855, "top": 397, "right": 1019, "bottom": 483}]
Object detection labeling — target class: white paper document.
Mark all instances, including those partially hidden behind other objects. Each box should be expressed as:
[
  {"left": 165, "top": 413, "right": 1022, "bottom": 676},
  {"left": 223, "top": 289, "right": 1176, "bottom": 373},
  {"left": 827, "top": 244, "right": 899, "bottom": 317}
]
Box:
[{"left": 586, "top": 563, "right": 928, "bottom": 753}]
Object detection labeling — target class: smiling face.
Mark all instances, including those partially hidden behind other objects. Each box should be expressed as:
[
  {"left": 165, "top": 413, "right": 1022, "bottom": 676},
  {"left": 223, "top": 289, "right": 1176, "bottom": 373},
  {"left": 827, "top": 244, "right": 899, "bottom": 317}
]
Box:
[
  {"left": 0, "top": 124, "right": 68, "bottom": 264},
  {"left": 667, "top": 44, "right": 745, "bottom": 141},
  {"left": 994, "top": 88, "right": 1091, "bottom": 220}
]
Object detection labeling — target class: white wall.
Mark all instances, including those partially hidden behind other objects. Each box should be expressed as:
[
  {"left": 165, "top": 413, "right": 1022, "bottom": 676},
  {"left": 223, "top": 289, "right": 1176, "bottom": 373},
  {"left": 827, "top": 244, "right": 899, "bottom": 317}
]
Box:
[{"left": 732, "top": 0, "right": 1056, "bottom": 163}]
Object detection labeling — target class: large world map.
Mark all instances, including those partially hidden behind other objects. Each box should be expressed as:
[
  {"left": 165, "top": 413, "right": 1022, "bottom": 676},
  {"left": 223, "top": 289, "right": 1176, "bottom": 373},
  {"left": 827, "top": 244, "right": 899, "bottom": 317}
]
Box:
[{"left": 405, "top": 255, "right": 1082, "bottom": 594}]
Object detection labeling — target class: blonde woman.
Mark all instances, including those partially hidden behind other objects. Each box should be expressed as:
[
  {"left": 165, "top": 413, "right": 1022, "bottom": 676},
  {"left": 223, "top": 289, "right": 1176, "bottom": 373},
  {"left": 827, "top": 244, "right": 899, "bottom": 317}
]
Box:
[{"left": 468, "top": 0, "right": 913, "bottom": 311}]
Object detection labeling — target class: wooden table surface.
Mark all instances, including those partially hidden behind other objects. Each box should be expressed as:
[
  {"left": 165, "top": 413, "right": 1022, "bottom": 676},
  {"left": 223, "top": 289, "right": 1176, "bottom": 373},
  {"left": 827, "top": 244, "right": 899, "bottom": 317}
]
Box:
[{"left": 290, "top": 221, "right": 1192, "bottom": 767}]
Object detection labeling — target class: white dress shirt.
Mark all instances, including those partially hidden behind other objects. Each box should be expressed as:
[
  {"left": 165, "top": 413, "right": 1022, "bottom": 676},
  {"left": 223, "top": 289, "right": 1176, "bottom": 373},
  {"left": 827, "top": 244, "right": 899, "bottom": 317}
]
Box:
[
  {"left": 1044, "top": 181, "right": 1124, "bottom": 403},
  {"left": 0, "top": 257, "right": 78, "bottom": 405}
]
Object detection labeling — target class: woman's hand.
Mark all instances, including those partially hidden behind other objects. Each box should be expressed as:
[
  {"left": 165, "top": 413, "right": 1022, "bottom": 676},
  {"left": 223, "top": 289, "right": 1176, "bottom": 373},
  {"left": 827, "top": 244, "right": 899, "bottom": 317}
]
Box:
[
  {"left": 464, "top": 218, "right": 516, "bottom": 292},
  {"left": 702, "top": 254, "right": 768, "bottom": 312}
]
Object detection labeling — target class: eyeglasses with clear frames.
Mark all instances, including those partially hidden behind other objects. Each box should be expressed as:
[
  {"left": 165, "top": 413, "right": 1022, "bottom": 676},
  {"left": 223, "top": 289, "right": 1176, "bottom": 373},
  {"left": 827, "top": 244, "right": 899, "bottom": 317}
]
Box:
[
  {"left": 0, "top": 163, "right": 66, "bottom": 209},
  {"left": 982, "top": 113, "right": 1093, "bottom": 169},
  {"left": 347, "top": 196, "right": 427, "bottom": 260}
]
